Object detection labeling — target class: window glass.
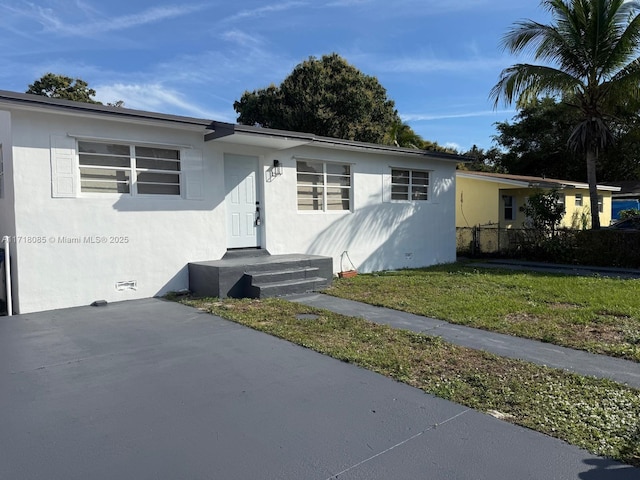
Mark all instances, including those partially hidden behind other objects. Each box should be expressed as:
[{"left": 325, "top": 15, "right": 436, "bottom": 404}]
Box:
[
  {"left": 326, "top": 163, "right": 350, "bottom": 176},
  {"left": 79, "top": 154, "right": 130, "bottom": 168},
  {"left": 391, "top": 169, "right": 410, "bottom": 185},
  {"left": 391, "top": 169, "right": 430, "bottom": 201},
  {"left": 136, "top": 158, "right": 180, "bottom": 171},
  {"left": 504, "top": 196, "right": 515, "bottom": 220},
  {"left": 79, "top": 142, "right": 129, "bottom": 156},
  {"left": 575, "top": 193, "right": 583, "bottom": 207},
  {"left": 326, "top": 187, "right": 350, "bottom": 210},
  {"left": 80, "top": 168, "right": 130, "bottom": 193},
  {"left": 296, "top": 161, "right": 350, "bottom": 211},
  {"left": 79, "top": 141, "right": 181, "bottom": 196},
  {"left": 135, "top": 146, "right": 179, "bottom": 160}
]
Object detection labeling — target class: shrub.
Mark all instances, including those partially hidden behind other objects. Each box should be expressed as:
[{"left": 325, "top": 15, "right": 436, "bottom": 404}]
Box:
[{"left": 573, "top": 230, "right": 640, "bottom": 268}]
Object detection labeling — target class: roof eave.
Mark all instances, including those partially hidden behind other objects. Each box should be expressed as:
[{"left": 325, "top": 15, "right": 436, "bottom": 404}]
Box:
[
  {"left": 206, "top": 121, "right": 467, "bottom": 162},
  {"left": 0, "top": 90, "right": 215, "bottom": 130}
]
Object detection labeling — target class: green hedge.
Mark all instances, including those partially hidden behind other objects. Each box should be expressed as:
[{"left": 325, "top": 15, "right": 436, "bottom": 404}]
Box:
[{"left": 570, "top": 230, "right": 640, "bottom": 268}]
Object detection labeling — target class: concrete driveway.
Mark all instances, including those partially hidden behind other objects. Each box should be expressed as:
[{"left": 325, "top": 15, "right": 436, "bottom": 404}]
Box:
[{"left": 0, "top": 298, "right": 636, "bottom": 479}]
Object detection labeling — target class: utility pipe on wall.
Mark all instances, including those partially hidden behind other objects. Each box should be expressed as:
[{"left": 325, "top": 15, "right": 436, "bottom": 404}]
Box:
[{"left": 2, "top": 236, "right": 12, "bottom": 316}]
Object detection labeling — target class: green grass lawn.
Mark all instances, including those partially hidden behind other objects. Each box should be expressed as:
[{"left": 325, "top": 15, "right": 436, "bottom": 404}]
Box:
[
  {"left": 324, "top": 263, "right": 640, "bottom": 362},
  {"left": 178, "top": 297, "right": 640, "bottom": 467}
]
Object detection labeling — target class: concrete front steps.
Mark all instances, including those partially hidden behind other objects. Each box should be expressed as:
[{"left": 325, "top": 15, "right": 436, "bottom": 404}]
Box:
[
  {"left": 189, "top": 249, "right": 333, "bottom": 299},
  {"left": 247, "top": 266, "right": 329, "bottom": 298}
]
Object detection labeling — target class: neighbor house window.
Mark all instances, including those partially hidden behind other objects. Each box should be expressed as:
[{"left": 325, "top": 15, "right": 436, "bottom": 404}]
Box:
[
  {"left": 296, "top": 160, "right": 351, "bottom": 211},
  {"left": 391, "top": 169, "right": 430, "bottom": 201},
  {"left": 78, "top": 141, "right": 181, "bottom": 195},
  {"left": 575, "top": 193, "right": 583, "bottom": 207},
  {"left": 504, "top": 195, "right": 515, "bottom": 220},
  {"left": 598, "top": 195, "right": 603, "bottom": 213},
  {"left": 557, "top": 193, "right": 566, "bottom": 211}
]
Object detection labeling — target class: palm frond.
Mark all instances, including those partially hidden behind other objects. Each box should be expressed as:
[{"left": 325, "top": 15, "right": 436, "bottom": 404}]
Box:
[
  {"left": 601, "top": 56, "right": 640, "bottom": 105},
  {"left": 490, "top": 64, "right": 582, "bottom": 107},
  {"left": 601, "top": 4, "right": 640, "bottom": 77},
  {"left": 568, "top": 116, "right": 615, "bottom": 152}
]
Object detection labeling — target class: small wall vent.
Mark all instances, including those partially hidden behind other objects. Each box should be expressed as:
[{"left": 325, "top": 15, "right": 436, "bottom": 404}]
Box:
[{"left": 116, "top": 280, "right": 137, "bottom": 291}]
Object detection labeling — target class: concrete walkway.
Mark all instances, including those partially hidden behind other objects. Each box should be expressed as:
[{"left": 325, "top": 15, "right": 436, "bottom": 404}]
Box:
[
  {"left": 1, "top": 298, "right": 637, "bottom": 479},
  {"left": 289, "top": 293, "right": 640, "bottom": 388},
  {"left": 470, "top": 258, "right": 640, "bottom": 279}
]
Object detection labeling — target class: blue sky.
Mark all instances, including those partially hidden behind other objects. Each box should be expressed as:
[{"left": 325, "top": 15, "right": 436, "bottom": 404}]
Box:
[{"left": 0, "top": 0, "right": 551, "bottom": 151}]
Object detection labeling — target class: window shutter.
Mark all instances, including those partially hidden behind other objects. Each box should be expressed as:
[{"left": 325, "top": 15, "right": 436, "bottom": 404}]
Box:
[
  {"left": 182, "top": 148, "right": 204, "bottom": 200},
  {"left": 382, "top": 171, "right": 391, "bottom": 203},
  {"left": 50, "top": 135, "right": 77, "bottom": 198}
]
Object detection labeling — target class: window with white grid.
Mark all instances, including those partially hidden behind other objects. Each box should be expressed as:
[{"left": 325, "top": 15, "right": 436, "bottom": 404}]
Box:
[
  {"left": 296, "top": 160, "right": 351, "bottom": 211},
  {"left": 78, "top": 141, "right": 181, "bottom": 196},
  {"left": 391, "top": 169, "right": 430, "bottom": 201}
]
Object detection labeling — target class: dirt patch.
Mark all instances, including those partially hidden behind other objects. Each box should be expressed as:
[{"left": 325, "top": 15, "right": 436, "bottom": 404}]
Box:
[{"left": 575, "top": 325, "right": 626, "bottom": 344}]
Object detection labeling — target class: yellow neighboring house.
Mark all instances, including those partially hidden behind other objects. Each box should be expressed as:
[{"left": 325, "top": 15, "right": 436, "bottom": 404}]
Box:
[{"left": 456, "top": 171, "right": 621, "bottom": 229}]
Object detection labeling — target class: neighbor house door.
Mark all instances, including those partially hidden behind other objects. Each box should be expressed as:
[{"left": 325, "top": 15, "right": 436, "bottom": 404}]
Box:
[{"left": 224, "top": 154, "right": 260, "bottom": 249}]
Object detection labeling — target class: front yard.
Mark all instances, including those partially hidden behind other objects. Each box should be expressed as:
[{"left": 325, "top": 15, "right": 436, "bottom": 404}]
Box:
[
  {"left": 179, "top": 297, "right": 640, "bottom": 467},
  {"left": 175, "top": 264, "right": 640, "bottom": 466},
  {"left": 325, "top": 263, "right": 640, "bottom": 362}
]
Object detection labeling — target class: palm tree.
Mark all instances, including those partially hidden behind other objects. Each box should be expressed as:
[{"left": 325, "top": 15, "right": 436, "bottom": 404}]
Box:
[{"left": 490, "top": 0, "right": 640, "bottom": 229}]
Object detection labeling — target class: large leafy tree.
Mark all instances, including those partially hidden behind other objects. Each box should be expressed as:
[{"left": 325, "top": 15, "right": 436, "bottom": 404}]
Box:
[
  {"left": 459, "top": 145, "right": 504, "bottom": 172},
  {"left": 490, "top": 0, "right": 640, "bottom": 229},
  {"left": 493, "top": 97, "right": 584, "bottom": 179},
  {"left": 27, "top": 73, "right": 101, "bottom": 104},
  {"left": 234, "top": 54, "right": 400, "bottom": 144},
  {"left": 493, "top": 97, "right": 640, "bottom": 181}
]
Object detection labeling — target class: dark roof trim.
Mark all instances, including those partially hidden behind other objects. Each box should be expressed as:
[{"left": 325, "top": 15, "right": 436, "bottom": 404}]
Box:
[
  {"left": 0, "top": 90, "right": 215, "bottom": 129},
  {"left": 0, "top": 90, "right": 467, "bottom": 162},
  {"left": 207, "top": 121, "right": 467, "bottom": 162}
]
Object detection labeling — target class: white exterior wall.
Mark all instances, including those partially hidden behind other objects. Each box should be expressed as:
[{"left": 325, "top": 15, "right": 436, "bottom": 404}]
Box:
[
  {"left": 261, "top": 146, "right": 457, "bottom": 273},
  {"left": 9, "top": 110, "right": 227, "bottom": 313},
  {"left": 0, "top": 110, "right": 17, "bottom": 307},
  {"left": 5, "top": 107, "right": 457, "bottom": 313}
]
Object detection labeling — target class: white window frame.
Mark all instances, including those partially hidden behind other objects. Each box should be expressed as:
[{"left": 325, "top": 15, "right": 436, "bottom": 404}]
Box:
[
  {"left": 598, "top": 195, "right": 604, "bottom": 213},
  {"left": 296, "top": 159, "right": 352, "bottom": 212},
  {"left": 575, "top": 193, "right": 583, "bottom": 207},
  {"left": 390, "top": 168, "right": 431, "bottom": 202},
  {"left": 78, "top": 140, "right": 182, "bottom": 197}
]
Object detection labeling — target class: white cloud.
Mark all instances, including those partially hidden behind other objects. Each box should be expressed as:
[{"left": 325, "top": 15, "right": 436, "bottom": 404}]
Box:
[
  {"left": 221, "top": 30, "right": 263, "bottom": 49},
  {"left": 379, "top": 56, "right": 510, "bottom": 74},
  {"left": 323, "top": 0, "right": 373, "bottom": 7},
  {"left": 94, "top": 83, "right": 233, "bottom": 121},
  {"left": 2, "top": 2, "right": 209, "bottom": 37},
  {"left": 402, "top": 109, "right": 515, "bottom": 121},
  {"left": 222, "top": 2, "right": 308, "bottom": 23}
]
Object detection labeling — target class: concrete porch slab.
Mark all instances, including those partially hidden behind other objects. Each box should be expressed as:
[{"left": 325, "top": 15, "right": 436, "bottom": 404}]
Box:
[{"left": 189, "top": 253, "right": 333, "bottom": 298}]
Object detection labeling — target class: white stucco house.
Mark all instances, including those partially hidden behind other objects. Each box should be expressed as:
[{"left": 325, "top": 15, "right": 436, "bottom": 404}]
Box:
[{"left": 0, "top": 90, "right": 461, "bottom": 313}]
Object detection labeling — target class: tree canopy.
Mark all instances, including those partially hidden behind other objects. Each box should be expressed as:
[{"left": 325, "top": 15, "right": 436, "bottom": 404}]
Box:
[
  {"left": 234, "top": 54, "right": 400, "bottom": 144},
  {"left": 26, "top": 73, "right": 101, "bottom": 104},
  {"left": 492, "top": 97, "right": 640, "bottom": 181},
  {"left": 490, "top": 0, "right": 640, "bottom": 229}
]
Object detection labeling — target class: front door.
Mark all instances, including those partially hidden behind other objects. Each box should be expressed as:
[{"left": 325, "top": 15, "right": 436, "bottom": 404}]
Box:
[{"left": 224, "top": 154, "right": 260, "bottom": 249}]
